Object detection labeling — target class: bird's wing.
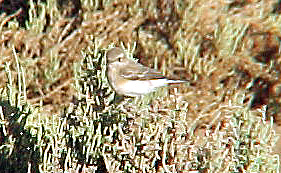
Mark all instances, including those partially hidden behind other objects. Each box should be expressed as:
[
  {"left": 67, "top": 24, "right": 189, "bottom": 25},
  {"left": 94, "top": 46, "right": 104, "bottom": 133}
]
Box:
[{"left": 120, "top": 63, "right": 166, "bottom": 80}]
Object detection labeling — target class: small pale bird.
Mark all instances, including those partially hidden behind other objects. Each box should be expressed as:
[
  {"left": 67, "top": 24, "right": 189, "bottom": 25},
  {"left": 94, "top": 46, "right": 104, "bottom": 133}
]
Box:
[{"left": 106, "top": 47, "right": 188, "bottom": 97}]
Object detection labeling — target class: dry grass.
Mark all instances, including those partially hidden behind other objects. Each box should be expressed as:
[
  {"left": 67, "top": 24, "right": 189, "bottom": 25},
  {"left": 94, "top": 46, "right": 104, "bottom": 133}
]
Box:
[{"left": 0, "top": 0, "right": 280, "bottom": 172}]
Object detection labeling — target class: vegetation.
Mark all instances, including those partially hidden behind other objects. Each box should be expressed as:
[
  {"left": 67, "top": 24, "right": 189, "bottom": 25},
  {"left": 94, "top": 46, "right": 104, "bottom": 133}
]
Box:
[{"left": 0, "top": 0, "right": 280, "bottom": 172}]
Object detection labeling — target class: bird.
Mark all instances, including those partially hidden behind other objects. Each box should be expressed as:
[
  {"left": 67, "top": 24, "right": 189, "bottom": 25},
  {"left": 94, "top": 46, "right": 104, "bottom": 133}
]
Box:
[{"left": 106, "top": 47, "right": 188, "bottom": 97}]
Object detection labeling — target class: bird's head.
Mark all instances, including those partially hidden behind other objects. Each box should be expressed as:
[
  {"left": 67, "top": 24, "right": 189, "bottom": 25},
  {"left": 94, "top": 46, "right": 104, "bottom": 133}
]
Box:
[{"left": 106, "top": 47, "right": 127, "bottom": 64}]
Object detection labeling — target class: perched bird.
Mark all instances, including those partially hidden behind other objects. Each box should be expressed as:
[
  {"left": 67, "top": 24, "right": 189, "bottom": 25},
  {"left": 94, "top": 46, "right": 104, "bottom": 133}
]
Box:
[{"left": 106, "top": 47, "right": 188, "bottom": 97}]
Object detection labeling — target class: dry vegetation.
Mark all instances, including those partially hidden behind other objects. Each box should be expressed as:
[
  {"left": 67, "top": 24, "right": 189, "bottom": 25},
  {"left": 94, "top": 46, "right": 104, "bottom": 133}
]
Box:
[{"left": 0, "top": 0, "right": 280, "bottom": 172}]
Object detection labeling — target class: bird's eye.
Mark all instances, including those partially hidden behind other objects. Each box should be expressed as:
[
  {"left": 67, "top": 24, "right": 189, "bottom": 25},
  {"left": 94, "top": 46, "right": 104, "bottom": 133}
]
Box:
[{"left": 118, "top": 57, "right": 122, "bottom": 62}]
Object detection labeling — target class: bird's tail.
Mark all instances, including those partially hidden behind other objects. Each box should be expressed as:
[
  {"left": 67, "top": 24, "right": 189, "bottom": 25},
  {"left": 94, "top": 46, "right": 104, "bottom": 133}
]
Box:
[{"left": 166, "top": 79, "right": 189, "bottom": 85}]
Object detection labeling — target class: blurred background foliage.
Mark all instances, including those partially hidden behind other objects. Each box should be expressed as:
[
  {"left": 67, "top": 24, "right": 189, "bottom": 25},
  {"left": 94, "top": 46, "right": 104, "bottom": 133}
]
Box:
[{"left": 0, "top": 0, "right": 280, "bottom": 172}]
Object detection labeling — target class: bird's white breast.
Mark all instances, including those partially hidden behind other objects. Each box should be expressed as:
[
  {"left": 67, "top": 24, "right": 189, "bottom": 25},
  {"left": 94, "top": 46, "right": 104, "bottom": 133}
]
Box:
[{"left": 118, "top": 79, "right": 169, "bottom": 96}]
